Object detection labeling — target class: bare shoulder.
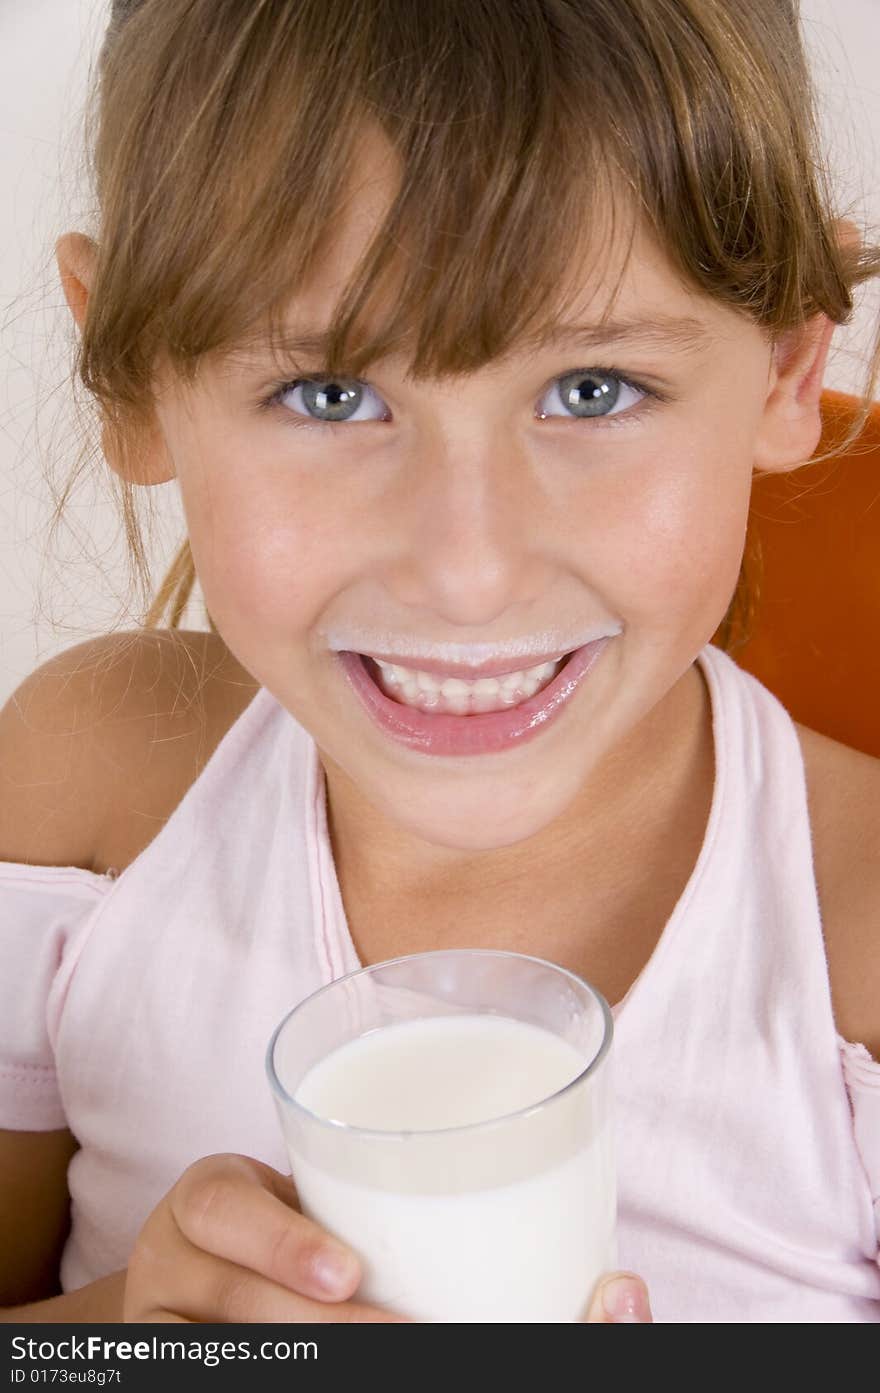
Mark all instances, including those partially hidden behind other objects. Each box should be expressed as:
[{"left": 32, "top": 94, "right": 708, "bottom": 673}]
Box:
[
  {"left": 0, "top": 628, "right": 260, "bottom": 876},
  {"left": 796, "top": 722, "right": 880, "bottom": 1059}
]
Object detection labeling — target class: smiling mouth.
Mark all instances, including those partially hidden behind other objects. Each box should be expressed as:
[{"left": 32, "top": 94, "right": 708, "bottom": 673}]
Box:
[
  {"left": 336, "top": 637, "right": 614, "bottom": 757},
  {"left": 359, "top": 650, "right": 576, "bottom": 716}
]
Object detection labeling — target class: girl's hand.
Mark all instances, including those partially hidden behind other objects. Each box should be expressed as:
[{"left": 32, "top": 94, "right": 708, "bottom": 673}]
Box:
[
  {"left": 123, "top": 1151, "right": 652, "bottom": 1323},
  {"left": 122, "top": 1153, "right": 411, "bottom": 1323},
  {"left": 585, "top": 1272, "right": 653, "bottom": 1323}
]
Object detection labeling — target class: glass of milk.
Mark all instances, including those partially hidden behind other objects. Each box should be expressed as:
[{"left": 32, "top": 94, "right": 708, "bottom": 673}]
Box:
[{"left": 266, "top": 949, "right": 614, "bottom": 1323}]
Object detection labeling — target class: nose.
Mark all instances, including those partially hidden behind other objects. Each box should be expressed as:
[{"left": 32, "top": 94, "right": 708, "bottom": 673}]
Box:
[{"left": 384, "top": 430, "right": 553, "bottom": 627}]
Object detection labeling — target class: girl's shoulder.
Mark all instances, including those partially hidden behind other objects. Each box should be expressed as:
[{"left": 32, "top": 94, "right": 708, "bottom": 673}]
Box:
[
  {"left": 0, "top": 626, "right": 259, "bottom": 875},
  {"left": 796, "top": 722, "right": 880, "bottom": 1059}
]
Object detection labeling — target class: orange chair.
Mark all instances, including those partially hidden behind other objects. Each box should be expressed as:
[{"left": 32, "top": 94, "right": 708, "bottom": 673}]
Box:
[{"left": 716, "top": 389, "right": 880, "bottom": 758}]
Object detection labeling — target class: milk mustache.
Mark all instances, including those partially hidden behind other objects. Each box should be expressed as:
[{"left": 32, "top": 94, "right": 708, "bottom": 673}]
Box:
[{"left": 289, "top": 1013, "right": 617, "bottom": 1323}]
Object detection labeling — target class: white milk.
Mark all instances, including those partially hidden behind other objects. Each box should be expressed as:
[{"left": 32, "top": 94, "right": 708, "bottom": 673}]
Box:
[{"left": 289, "top": 1014, "right": 616, "bottom": 1323}]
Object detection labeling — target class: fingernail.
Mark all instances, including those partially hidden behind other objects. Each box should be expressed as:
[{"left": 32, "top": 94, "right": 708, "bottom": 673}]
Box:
[
  {"left": 313, "top": 1244, "right": 359, "bottom": 1294},
  {"left": 601, "top": 1276, "right": 651, "bottom": 1323}
]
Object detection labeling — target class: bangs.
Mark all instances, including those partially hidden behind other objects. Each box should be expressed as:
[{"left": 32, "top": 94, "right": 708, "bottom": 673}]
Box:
[
  {"left": 88, "top": 0, "right": 843, "bottom": 400},
  {"left": 223, "top": 120, "right": 634, "bottom": 387},
  {"left": 169, "top": 0, "right": 639, "bottom": 386}
]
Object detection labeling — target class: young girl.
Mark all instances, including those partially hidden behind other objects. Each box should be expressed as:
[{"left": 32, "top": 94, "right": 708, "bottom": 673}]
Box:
[{"left": 1, "top": 0, "right": 878, "bottom": 1325}]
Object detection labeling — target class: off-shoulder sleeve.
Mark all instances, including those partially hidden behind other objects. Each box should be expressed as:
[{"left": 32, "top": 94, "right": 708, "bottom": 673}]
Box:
[
  {"left": 839, "top": 1035, "right": 880, "bottom": 1259},
  {"left": 0, "top": 862, "right": 112, "bottom": 1131}
]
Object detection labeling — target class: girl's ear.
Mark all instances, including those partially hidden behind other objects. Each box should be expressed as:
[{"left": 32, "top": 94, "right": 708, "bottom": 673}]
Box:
[
  {"left": 752, "top": 217, "right": 860, "bottom": 476},
  {"left": 751, "top": 311, "right": 837, "bottom": 475},
  {"left": 55, "top": 231, "right": 176, "bottom": 485},
  {"left": 56, "top": 231, "right": 95, "bottom": 329}
]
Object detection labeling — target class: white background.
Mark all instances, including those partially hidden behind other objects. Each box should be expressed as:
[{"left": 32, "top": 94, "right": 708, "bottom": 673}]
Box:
[{"left": 1, "top": 0, "right": 879, "bottom": 705}]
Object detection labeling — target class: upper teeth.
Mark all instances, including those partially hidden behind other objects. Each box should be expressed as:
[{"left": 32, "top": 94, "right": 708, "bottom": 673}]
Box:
[{"left": 372, "top": 657, "right": 562, "bottom": 696}]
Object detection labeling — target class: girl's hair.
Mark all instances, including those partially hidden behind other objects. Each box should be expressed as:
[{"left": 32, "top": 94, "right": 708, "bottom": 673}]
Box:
[{"left": 71, "top": 0, "right": 879, "bottom": 650}]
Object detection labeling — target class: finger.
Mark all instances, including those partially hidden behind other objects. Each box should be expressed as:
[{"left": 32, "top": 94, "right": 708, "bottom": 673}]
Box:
[
  {"left": 130, "top": 1197, "right": 411, "bottom": 1325},
  {"left": 585, "top": 1272, "right": 653, "bottom": 1323},
  {"left": 171, "top": 1154, "right": 361, "bottom": 1303},
  {"left": 261, "top": 1163, "right": 301, "bottom": 1211},
  {"left": 157, "top": 1240, "right": 411, "bottom": 1324}
]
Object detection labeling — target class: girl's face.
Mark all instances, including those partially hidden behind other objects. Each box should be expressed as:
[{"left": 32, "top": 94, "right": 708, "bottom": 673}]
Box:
[{"left": 153, "top": 151, "right": 779, "bottom": 860}]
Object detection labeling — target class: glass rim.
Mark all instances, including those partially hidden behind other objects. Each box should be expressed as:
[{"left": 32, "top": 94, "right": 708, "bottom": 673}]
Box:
[{"left": 265, "top": 947, "right": 613, "bottom": 1140}]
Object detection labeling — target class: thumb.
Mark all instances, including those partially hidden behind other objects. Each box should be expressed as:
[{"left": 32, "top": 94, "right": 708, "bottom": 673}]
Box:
[{"left": 585, "top": 1272, "right": 653, "bottom": 1323}]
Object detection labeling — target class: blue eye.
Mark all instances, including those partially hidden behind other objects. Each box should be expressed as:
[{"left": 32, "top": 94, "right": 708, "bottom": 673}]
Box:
[
  {"left": 264, "top": 376, "right": 388, "bottom": 425},
  {"left": 538, "top": 369, "right": 649, "bottom": 420},
  {"left": 259, "top": 367, "right": 661, "bottom": 430}
]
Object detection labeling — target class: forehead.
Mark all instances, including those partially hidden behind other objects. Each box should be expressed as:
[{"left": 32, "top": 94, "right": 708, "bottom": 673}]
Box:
[
  {"left": 287, "top": 264, "right": 724, "bottom": 387},
  {"left": 205, "top": 120, "right": 746, "bottom": 390}
]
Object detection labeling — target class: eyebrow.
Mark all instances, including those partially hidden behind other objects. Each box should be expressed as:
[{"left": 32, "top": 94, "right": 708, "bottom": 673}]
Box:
[
  {"left": 226, "top": 313, "right": 713, "bottom": 369},
  {"left": 530, "top": 315, "right": 713, "bottom": 354}
]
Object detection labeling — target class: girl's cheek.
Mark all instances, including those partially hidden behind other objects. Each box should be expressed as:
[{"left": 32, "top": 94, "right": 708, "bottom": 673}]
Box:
[
  {"left": 589, "top": 440, "right": 752, "bottom": 630},
  {"left": 186, "top": 472, "right": 367, "bottom": 649}
]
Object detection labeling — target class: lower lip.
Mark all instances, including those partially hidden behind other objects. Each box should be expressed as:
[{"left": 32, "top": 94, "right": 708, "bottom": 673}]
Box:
[{"left": 335, "top": 639, "right": 613, "bottom": 758}]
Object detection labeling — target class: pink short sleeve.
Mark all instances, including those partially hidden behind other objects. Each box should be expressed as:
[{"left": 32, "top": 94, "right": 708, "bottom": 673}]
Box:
[
  {"left": 0, "top": 863, "right": 110, "bottom": 1131},
  {"left": 839, "top": 1035, "right": 880, "bottom": 1260}
]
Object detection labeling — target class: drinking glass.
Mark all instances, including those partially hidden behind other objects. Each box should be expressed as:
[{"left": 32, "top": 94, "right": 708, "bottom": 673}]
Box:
[{"left": 266, "top": 948, "right": 615, "bottom": 1323}]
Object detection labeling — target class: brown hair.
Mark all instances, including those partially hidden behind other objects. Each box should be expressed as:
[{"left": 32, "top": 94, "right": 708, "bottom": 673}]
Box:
[{"left": 69, "top": 0, "right": 880, "bottom": 650}]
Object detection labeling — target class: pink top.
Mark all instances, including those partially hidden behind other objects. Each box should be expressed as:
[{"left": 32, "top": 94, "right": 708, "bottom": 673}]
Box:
[{"left": 1, "top": 643, "right": 878, "bottom": 1322}]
